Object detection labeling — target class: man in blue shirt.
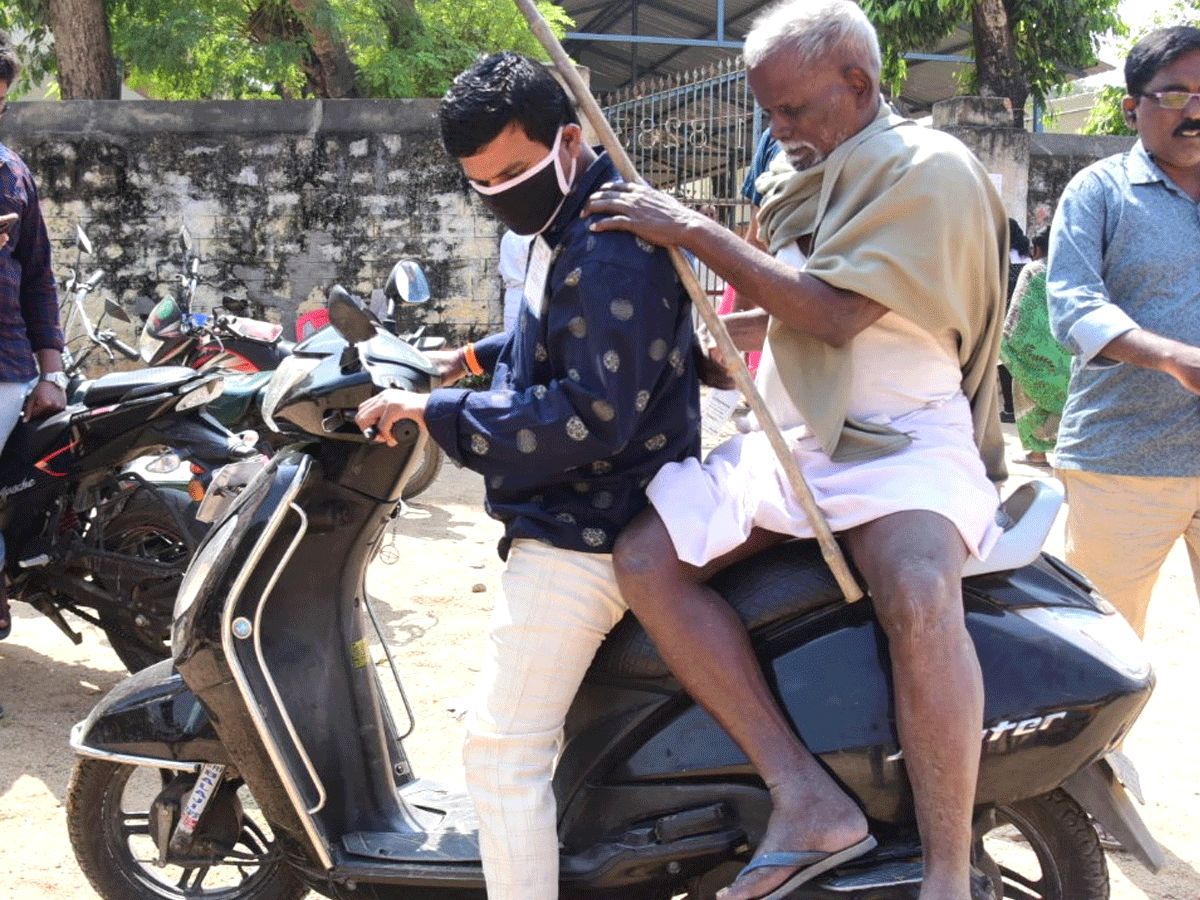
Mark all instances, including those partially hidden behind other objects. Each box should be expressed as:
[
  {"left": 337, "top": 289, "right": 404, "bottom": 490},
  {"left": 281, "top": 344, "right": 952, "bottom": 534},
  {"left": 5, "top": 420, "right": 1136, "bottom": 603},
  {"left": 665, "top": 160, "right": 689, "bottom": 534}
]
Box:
[
  {"left": 1047, "top": 25, "right": 1200, "bottom": 639},
  {"left": 0, "top": 37, "right": 67, "bottom": 648},
  {"left": 355, "top": 52, "right": 699, "bottom": 900}
]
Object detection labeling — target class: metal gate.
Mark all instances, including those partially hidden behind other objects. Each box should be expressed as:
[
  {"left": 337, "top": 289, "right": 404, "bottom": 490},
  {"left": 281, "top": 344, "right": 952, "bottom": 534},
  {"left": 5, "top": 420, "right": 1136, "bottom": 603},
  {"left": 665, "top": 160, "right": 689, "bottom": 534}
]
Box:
[{"left": 601, "top": 57, "right": 763, "bottom": 302}]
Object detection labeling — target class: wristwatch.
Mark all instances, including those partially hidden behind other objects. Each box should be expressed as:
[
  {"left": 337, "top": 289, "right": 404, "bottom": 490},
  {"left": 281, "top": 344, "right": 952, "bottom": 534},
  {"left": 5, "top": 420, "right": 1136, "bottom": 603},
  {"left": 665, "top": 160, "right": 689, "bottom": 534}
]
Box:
[{"left": 40, "top": 371, "right": 69, "bottom": 391}]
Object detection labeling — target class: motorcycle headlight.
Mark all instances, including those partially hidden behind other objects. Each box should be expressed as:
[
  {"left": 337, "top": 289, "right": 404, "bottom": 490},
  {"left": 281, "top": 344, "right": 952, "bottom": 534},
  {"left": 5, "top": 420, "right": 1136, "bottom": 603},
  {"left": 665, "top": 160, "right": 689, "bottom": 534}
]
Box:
[
  {"left": 138, "top": 327, "right": 164, "bottom": 364},
  {"left": 261, "top": 355, "right": 320, "bottom": 432}
]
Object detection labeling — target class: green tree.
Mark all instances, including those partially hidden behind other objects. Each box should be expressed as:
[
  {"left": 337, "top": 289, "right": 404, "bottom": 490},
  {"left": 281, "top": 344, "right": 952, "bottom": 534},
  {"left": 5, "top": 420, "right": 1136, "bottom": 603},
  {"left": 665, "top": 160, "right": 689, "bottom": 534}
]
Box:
[
  {"left": 1083, "top": 0, "right": 1200, "bottom": 135},
  {"left": 860, "top": 0, "right": 1124, "bottom": 127},
  {"left": 0, "top": 0, "right": 572, "bottom": 100}
]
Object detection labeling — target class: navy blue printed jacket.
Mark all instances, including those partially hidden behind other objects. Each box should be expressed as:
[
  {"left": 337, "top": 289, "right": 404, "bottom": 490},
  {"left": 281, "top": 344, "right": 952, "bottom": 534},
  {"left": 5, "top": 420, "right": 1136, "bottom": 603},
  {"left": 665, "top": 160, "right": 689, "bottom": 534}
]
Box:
[{"left": 425, "top": 152, "right": 700, "bottom": 556}]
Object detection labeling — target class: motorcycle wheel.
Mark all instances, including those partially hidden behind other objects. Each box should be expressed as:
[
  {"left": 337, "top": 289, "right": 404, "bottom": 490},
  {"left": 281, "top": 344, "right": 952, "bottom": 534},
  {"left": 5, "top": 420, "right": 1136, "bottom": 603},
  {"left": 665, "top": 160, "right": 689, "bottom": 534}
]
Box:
[
  {"left": 401, "top": 437, "right": 444, "bottom": 500},
  {"left": 67, "top": 758, "right": 308, "bottom": 900},
  {"left": 976, "top": 789, "right": 1109, "bottom": 900},
  {"left": 97, "top": 489, "right": 206, "bottom": 673}
]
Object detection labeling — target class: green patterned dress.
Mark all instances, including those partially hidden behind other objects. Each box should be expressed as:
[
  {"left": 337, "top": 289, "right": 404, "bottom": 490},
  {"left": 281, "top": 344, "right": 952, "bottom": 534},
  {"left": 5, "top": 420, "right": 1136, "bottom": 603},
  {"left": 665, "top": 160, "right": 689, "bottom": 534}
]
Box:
[{"left": 999, "top": 261, "right": 1072, "bottom": 454}]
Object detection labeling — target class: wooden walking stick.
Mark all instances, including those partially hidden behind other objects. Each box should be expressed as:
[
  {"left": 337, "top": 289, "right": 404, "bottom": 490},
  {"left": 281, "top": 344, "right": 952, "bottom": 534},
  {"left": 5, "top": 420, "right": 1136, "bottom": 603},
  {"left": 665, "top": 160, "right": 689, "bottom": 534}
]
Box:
[{"left": 511, "top": 0, "right": 863, "bottom": 601}]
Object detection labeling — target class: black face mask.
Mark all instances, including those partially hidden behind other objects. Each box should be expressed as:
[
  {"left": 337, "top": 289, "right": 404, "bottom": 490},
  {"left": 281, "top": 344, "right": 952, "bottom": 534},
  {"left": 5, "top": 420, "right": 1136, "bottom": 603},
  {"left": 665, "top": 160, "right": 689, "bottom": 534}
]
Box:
[{"left": 473, "top": 127, "right": 576, "bottom": 236}]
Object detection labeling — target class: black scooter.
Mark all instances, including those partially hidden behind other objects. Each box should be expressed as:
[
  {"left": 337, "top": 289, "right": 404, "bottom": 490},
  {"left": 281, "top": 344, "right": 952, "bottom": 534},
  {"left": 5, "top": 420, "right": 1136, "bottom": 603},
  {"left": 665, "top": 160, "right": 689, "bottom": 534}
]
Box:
[{"left": 67, "top": 292, "right": 1164, "bottom": 900}]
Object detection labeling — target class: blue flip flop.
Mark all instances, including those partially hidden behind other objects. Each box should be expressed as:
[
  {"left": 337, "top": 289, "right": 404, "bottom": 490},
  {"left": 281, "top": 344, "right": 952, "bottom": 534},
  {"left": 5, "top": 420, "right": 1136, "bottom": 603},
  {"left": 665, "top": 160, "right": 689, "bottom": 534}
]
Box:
[{"left": 727, "top": 835, "right": 877, "bottom": 900}]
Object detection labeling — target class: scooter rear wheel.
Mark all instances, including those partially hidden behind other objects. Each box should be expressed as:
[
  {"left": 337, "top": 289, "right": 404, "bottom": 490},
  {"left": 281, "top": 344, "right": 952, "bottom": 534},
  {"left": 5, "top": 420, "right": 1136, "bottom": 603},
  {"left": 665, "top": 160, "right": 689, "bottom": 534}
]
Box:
[
  {"left": 976, "top": 789, "right": 1109, "bottom": 900},
  {"left": 67, "top": 757, "right": 308, "bottom": 900}
]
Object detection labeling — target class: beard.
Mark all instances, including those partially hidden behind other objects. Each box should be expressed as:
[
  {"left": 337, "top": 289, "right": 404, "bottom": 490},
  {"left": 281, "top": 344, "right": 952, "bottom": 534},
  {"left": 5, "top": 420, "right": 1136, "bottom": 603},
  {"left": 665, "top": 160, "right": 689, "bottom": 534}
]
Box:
[{"left": 782, "top": 141, "right": 825, "bottom": 169}]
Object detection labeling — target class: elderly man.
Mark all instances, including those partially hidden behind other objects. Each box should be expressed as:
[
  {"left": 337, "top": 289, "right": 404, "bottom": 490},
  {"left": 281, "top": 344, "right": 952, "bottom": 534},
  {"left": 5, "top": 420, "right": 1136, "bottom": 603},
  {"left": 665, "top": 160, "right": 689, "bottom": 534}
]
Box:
[
  {"left": 585, "top": 2, "right": 1007, "bottom": 900},
  {"left": 1048, "top": 25, "right": 1200, "bottom": 641}
]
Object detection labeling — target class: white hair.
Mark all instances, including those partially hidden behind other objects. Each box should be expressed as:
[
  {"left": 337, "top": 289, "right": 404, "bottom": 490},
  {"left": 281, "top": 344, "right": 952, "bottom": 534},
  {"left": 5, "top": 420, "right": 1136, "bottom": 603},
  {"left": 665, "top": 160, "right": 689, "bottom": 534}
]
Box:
[{"left": 743, "top": 0, "right": 881, "bottom": 82}]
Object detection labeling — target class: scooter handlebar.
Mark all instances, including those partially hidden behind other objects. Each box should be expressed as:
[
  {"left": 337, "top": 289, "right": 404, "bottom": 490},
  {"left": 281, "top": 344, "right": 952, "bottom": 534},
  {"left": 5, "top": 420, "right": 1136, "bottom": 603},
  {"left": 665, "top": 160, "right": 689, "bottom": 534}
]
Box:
[{"left": 362, "top": 419, "right": 420, "bottom": 444}]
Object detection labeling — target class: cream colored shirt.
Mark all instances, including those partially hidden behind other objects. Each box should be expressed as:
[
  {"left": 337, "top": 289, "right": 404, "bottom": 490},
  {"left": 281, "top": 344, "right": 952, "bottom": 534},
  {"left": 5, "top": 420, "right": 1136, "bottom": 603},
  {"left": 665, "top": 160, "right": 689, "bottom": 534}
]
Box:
[{"left": 754, "top": 242, "right": 965, "bottom": 433}]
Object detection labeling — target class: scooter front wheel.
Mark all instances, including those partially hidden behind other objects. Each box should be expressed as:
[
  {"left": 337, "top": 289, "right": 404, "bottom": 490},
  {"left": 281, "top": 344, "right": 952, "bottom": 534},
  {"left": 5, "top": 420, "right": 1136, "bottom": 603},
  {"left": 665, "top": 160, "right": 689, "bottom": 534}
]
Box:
[{"left": 67, "top": 757, "right": 308, "bottom": 900}]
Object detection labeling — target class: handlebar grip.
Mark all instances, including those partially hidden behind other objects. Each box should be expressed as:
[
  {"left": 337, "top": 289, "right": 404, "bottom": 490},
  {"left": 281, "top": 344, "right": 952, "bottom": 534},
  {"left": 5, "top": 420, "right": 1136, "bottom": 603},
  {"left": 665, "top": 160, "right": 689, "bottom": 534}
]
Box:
[
  {"left": 113, "top": 338, "right": 139, "bottom": 359},
  {"left": 393, "top": 419, "right": 420, "bottom": 442},
  {"left": 363, "top": 419, "right": 420, "bottom": 444}
]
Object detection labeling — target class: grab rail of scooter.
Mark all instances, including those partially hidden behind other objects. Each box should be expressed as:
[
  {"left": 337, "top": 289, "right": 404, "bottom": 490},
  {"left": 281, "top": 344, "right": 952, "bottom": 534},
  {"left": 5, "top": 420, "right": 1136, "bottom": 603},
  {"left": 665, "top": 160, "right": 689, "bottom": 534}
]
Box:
[
  {"left": 250, "top": 500, "right": 330, "bottom": 818},
  {"left": 219, "top": 456, "right": 334, "bottom": 868}
]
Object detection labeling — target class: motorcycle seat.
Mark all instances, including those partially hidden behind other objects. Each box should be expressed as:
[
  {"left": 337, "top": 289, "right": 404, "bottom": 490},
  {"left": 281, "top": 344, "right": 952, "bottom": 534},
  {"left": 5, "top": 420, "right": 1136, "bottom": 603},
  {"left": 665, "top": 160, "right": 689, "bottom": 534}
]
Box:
[
  {"left": 589, "top": 479, "right": 1065, "bottom": 681},
  {"left": 76, "top": 366, "right": 206, "bottom": 407},
  {"left": 206, "top": 371, "right": 272, "bottom": 423}
]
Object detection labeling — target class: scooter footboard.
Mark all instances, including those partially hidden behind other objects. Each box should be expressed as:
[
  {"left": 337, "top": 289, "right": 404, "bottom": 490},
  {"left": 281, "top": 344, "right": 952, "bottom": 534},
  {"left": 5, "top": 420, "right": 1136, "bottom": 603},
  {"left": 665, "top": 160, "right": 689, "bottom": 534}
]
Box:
[{"left": 70, "top": 658, "right": 228, "bottom": 770}]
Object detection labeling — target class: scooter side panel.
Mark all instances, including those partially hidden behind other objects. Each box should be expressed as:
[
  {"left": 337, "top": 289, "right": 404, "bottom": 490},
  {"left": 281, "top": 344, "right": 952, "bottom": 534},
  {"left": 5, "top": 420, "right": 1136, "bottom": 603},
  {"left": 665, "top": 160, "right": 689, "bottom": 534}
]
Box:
[
  {"left": 177, "top": 445, "right": 424, "bottom": 848},
  {"left": 558, "top": 555, "right": 1153, "bottom": 832}
]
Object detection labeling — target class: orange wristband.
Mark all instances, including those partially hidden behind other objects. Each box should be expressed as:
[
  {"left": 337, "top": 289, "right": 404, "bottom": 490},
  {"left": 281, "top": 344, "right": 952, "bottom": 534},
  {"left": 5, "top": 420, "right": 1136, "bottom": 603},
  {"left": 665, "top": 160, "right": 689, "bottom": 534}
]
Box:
[{"left": 463, "top": 342, "right": 484, "bottom": 377}]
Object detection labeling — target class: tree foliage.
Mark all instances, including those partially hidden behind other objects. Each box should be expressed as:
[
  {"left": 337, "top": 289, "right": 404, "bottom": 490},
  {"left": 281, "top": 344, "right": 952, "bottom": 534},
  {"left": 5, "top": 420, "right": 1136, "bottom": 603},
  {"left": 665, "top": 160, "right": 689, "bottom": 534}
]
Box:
[
  {"left": 861, "top": 0, "right": 1124, "bottom": 126},
  {"left": 1083, "top": 0, "right": 1200, "bottom": 135},
  {"left": 0, "top": 0, "right": 573, "bottom": 100}
]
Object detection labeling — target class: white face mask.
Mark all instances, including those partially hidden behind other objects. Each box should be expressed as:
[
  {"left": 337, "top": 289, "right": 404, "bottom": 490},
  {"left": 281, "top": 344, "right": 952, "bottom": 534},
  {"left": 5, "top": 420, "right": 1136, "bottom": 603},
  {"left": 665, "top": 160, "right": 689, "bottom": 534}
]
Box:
[{"left": 472, "top": 127, "right": 577, "bottom": 235}]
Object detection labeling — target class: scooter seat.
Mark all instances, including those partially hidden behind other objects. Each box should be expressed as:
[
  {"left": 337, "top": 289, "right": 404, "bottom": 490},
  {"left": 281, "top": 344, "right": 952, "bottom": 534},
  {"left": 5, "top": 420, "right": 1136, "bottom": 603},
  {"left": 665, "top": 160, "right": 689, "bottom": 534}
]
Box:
[
  {"left": 591, "top": 539, "right": 845, "bottom": 681},
  {"left": 589, "top": 480, "right": 1066, "bottom": 682},
  {"left": 77, "top": 366, "right": 206, "bottom": 406}
]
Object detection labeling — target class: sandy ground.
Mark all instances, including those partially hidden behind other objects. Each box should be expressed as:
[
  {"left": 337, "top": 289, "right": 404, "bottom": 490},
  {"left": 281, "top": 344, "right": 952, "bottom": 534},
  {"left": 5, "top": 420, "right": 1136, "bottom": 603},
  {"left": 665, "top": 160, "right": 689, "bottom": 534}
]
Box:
[{"left": 1, "top": 424, "right": 1198, "bottom": 900}]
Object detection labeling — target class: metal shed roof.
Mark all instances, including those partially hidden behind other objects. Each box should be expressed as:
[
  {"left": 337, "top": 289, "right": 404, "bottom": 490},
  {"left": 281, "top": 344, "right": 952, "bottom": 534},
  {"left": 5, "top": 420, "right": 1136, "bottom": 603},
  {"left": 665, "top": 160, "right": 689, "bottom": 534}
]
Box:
[{"left": 560, "top": 0, "right": 976, "bottom": 115}]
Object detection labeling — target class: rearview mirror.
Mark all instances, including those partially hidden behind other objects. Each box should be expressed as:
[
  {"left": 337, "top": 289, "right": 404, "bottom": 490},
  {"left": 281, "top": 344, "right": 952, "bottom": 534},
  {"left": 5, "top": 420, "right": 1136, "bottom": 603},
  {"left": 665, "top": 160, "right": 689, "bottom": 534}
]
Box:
[
  {"left": 75, "top": 224, "right": 93, "bottom": 256},
  {"left": 384, "top": 260, "right": 431, "bottom": 305},
  {"left": 104, "top": 298, "right": 131, "bottom": 323},
  {"left": 328, "top": 286, "right": 376, "bottom": 346}
]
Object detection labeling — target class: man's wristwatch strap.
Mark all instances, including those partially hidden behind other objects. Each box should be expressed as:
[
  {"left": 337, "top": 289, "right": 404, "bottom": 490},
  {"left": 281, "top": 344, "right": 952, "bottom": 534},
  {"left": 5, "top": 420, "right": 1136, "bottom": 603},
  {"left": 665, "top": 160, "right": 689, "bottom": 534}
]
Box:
[{"left": 40, "top": 371, "right": 69, "bottom": 390}]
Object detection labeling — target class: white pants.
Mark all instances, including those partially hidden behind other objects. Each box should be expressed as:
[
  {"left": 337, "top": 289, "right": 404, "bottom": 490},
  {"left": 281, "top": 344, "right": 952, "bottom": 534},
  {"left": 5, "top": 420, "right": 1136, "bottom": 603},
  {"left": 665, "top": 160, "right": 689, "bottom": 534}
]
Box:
[
  {"left": 0, "top": 381, "right": 26, "bottom": 446},
  {"left": 0, "top": 381, "right": 28, "bottom": 574},
  {"left": 463, "top": 539, "right": 627, "bottom": 900}
]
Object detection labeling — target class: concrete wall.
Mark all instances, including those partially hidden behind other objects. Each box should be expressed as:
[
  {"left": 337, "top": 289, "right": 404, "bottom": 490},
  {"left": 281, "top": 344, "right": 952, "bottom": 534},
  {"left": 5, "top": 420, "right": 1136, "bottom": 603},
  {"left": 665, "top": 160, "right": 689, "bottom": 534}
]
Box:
[
  {"left": 933, "top": 96, "right": 1135, "bottom": 239},
  {"left": 1027, "top": 131, "right": 1135, "bottom": 232},
  {"left": 933, "top": 96, "right": 1030, "bottom": 226},
  {"left": 4, "top": 99, "right": 505, "bottom": 360}
]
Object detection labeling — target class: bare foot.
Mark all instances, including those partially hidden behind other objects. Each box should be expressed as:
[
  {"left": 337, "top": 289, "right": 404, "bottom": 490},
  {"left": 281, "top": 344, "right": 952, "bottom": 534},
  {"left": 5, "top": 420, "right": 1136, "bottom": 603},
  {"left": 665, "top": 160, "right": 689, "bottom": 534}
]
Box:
[{"left": 717, "top": 783, "right": 870, "bottom": 900}]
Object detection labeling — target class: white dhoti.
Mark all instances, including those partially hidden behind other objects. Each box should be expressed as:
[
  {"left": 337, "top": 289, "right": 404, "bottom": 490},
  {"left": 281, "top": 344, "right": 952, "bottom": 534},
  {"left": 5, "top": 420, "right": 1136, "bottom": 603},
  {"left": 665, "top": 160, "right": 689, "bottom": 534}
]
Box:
[{"left": 646, "top": 394, "right": 1002, "bottom": 568}]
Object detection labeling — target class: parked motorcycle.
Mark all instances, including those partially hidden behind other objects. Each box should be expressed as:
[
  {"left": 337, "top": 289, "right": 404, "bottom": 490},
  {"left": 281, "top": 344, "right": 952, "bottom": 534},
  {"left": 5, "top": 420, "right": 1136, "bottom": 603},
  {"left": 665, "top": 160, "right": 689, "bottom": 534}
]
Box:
[
  {"left": 0, "top": 356, "right": 257, "bottom": 672},
  {"left": 57, "top": 223, "right": 250, "bottom": 498},
  {"left": 68, "top": 291, "right": 1164, "bottom": 900},
  {"left": 139, "top": 226, "right": 293, "bottom": 373}
]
